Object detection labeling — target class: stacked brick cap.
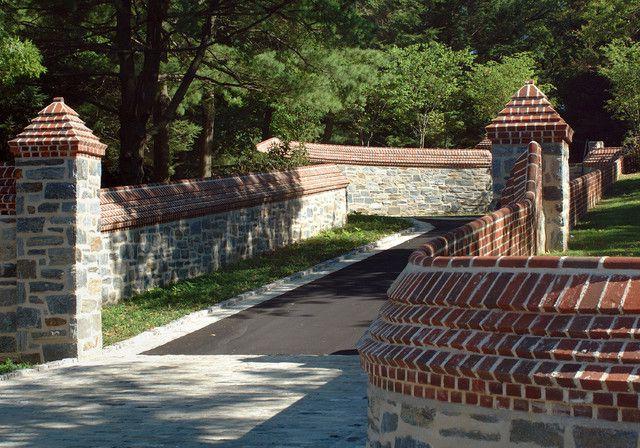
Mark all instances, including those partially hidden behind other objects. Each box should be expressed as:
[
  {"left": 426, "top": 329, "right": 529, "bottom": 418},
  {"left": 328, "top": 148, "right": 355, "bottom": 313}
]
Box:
[
  {"left": 256, "top": 138, "right": 491, "bottom": 168},
  {"left": 8, "top": 97, "right": 107, "bottom": 158},
  {"left": 583, "top": 146, "right": 624, "bottom": 167},
  {"left": 100, "top": 164, "right": 348, "bottom": 231},
  {"left": 486, "top": 80, "right": 574, "bottom": 145},
  {"left": 358, "top": 255, "right": 640, "bottom": 423},
  {"left": 0, "top": 164, "right": 18, "bottom": 215}
]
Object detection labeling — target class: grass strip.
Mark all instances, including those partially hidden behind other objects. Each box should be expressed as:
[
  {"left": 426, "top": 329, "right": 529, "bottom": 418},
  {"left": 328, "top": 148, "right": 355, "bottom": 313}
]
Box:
[{"left": 565, "top": 172, "right": 640, "bottom": 257}]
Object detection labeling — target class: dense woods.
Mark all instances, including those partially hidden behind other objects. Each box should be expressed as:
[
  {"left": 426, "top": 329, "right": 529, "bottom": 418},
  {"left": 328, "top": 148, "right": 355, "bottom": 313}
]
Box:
[{"left": 0, "top": 0, "right": 638, "bottom": 185}]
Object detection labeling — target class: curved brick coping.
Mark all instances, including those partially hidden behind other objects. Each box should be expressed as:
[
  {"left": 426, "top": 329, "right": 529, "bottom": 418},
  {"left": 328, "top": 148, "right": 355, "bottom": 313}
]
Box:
[
  {"left": 411, "top": 142, "right": 542, "bottom": 260},
  {"left": 0, "top": 164, "right": 17, "bottom": 215},
  {"left": 99, "top": 164, "right": 349, "bottom": 232},
  {"left": 256, "top": 139, "right": 492, "bottom": 168},
  {"left": 358, "top": 255, "right": 640, "bottom": 423}
]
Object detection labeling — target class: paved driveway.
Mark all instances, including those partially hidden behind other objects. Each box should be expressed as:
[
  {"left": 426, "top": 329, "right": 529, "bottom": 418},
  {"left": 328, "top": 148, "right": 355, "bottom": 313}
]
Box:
[{"left": 145, "top": 218, "right": 465, "bottom": 356}]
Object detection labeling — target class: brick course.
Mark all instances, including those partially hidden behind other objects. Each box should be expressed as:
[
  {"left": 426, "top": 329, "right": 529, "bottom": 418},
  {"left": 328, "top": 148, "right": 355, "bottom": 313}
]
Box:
[{"left": 359, "top": 255, "right": 640, "bottom": 425}]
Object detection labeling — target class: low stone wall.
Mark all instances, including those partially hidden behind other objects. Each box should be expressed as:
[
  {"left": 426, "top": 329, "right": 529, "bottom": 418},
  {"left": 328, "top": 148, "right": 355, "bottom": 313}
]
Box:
[
  {"left": 99, "top": 165, "right": 348, "bottom": 304},
  {"left": 368, "top": 385, "right": 639, "bottom": 448},
  {"left": 0, "top": 216, "right": 16, "bottom": 358},
  {"left": 338, "top": 164, "right": 491, "bottom": 216},
  {"left": 257, "top": 140, "right": 493, "bottom": 216}
]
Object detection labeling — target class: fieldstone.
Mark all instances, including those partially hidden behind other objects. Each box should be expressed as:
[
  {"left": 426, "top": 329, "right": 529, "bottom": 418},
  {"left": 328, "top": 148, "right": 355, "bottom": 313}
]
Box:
[
  {"left": 0, "top": 312, "right": 17, "bottom": 332},
  {"left": 0, "top": 289, "right": 17, "bottom": 307},
  {"left": 48, "top": 247, "right": 75, "bottom": 265},
  {"left": 42, "top": 343, "right": 77, "bottom": 361},
  {"left": 45, "top": 295, "right": 75, "bottom": 314},
  {"left": 30, "top": 282, "right": 64, "bottom": 293},
  {"left": 26, "top": 235, "right": 65, "bottom": 247},
  {"left": 510, "top": 419, "right": 563, "bottom": 447},
  {"left": 44, "top": 182, "right": 76, "bottom": 199},
  {"left": 16, "top": 307, "right": 41, "bottom": 329},
  {"left": 381, "top": 412, "right": 398, "bottom": 433},
  {"left": 16, "top": 260, "right": 36, "bottom": 279},
  {"left": 24, "top": 167, "right": 65, "bottom": 180},
  {"left": 45, "top": 317, "right": 67, "bottom": 327},
  {"left": 16, "top": 217, "right": 45, "bottom": 233},
  {"left": 37, "top": 202, "right": 60, "bottom": 213},
  {"left": 0, "top": 335, "right": 16, "bottom": 353},
  {"left": 394, "top": 436, "right": 431, "bottom": 448},
  {"left": 400, "top": 404, "right": 435, "bottom": 427},
  {"left": 573, "top": 426, "right": 637, "bottom": 448},
  {"left": 439, "top": 428, "right": 501, "bottom": 442},
  {"left": 16, "top": 182, "right": 43, "bottom": 193}
]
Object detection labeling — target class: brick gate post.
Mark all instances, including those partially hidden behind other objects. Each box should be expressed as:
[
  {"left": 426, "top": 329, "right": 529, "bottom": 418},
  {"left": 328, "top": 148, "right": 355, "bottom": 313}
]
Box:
[
  {"left": 487, "top": 80, "right": 574, "bottom": 252},
  {"left": 8, "top": 98, "right": 106, "bottom": 362}
]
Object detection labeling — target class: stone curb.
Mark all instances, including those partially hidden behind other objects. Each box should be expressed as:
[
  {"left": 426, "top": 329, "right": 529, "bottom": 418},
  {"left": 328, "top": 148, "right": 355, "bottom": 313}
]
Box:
[{"left": 0, "top": 218, "right": 432, "bottom": 381}]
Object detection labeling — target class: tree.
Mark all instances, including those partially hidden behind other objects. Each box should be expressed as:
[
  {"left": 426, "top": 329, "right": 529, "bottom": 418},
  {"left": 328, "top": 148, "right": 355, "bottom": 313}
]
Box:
[
  {"left": 386, "top": 43, "right": 473, "bottom": 147},
  {"left": 600, "top": 41, "right": 640, "bottom": 133}
]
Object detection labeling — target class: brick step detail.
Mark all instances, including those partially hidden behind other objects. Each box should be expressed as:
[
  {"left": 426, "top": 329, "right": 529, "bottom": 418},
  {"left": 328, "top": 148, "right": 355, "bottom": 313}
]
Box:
[
  {"left": 99, "top": 164, "right": 349, "bottom": 231},
  {"left": 387, "top": 271, "right": 640, "bottom": 313},
  {"left": 358, "top": 254, "right": 640, "bottom": 423},
  {"left": 368, "top": 320, "right": 640, "bottom": 363},
  {"left": 361, "top": 360, "right": 640, "bottom": 423},
  {"left": 375, "top": 302, "right": 640, "bottom": 340},
  {"left": 358, "top": 338, "right": 639, "bottom": 394}
]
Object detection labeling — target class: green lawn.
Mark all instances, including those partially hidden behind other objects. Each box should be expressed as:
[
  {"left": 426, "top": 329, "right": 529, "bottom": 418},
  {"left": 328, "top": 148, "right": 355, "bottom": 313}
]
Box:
[
  {"left": 0, "top": 359, "right": 30, "bottom": 375},
  {"left": 566, "top": 172, "right": 640, "bottom": 257},
  {"left": 102, "top": 213, "right": 412, "bottom": 346}
]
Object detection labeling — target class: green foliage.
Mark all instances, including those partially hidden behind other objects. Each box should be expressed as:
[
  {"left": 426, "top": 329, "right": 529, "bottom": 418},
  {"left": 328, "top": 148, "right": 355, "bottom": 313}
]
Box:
[
  {"left": 102, "top": 213, "right": 412, "bottom": 345},
  {"left": 215, "top": 141, "right": 310, "bottom": 177},
  {"left": 0, "top": 36, "right": 45, "bottom": 86},
  {"left": 461, "top": 53, "right": 541, "bottom": 142},
  {"left": 0, "top": 358, "right": 30, "bottom": 375},
  {"left": 600, "top": 41, "right": 640, "bottom": 132}
]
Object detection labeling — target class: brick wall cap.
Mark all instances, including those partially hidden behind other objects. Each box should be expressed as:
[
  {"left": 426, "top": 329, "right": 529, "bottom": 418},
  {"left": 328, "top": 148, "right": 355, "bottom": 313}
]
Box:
[
  {"left": 256, "top": 140, "right": 492, "bottom": 168},
  {"left": 8, "top": 97, "right": 106, "bottom": 158},
  {"left": 486, "top": 81, "right": 573, "bottom": 144}
]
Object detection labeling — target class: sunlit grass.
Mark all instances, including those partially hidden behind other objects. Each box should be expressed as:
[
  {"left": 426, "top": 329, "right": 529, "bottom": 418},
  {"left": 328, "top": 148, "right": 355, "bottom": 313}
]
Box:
[
  {"left": 102, "top": 213, "right": 411, "bottom": 345},
  {"left": 565, "top": 172, "right": 640, "bottom": 257}
]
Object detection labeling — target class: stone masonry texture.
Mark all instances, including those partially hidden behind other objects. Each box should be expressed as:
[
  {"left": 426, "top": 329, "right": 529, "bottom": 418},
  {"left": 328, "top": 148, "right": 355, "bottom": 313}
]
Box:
[
  {"left": 366, "top": 385, "right": 640, "bottom": 448},
  {"left": 14, "top": 156, "right": 103, "bottom": 362},
  {"left": 100, "top": 188, "right": 347, "bottom": 304},
  {"left": 338, "top": 164, "right": 492, "bottom": 216}
]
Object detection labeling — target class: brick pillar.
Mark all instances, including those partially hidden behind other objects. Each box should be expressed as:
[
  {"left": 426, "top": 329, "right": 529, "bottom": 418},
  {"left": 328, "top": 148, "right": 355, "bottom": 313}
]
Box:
[
  {"left": 487, "top": 80, "right": 574, "bottom": 252},
  {"left": 8, "top": 98, "right": 106, "bottom": 362}
]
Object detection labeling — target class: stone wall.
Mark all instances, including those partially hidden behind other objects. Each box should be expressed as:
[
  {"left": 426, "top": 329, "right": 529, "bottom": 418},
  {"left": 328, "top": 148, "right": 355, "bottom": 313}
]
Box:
[
  {"left": 257, "top": 140, "right": 494, "bottom": 216},
  {"left": 100, "top": 188, "right": 347, "bottom": 304},
  {"left": 338, "top": 164, "right": 492, "bottom": 216},
  {"left": 367, "top": 385, "right": 639, "bottom": 448}
]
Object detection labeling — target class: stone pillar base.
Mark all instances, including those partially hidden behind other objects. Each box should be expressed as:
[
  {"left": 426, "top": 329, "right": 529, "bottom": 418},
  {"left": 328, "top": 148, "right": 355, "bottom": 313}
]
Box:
[{"left": 367, "top": 385, "right": 639, "bottom": 448}]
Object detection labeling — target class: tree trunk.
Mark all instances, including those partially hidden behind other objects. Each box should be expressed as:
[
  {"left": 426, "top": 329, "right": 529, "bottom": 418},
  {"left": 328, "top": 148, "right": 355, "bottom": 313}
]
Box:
[
  {"left": 199, "top": 88, "right": 215, "bottom": 178},
  {"left": 153, "top": 81, "right": 170, "bottom": 182},
  {"left": 261, "top": 107, "right": 273, "bottom": 140},
  {"left": 321, "top": 114, "right": 334, "bottom": 143},
  {"left": 115, "top": 0, "right": 169, "bottom": 185}
]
